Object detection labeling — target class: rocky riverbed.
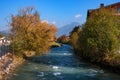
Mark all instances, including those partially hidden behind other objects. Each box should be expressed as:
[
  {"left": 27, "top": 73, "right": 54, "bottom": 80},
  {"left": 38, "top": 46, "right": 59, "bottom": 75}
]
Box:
[{"left": 0, "top": 53, "right": 24, "bottom": 80}]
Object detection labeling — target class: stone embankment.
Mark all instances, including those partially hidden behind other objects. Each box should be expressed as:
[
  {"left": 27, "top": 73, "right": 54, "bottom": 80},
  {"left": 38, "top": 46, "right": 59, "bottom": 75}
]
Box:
[{"left": 0, "top": 53, "right": 24, "bottom": 80}]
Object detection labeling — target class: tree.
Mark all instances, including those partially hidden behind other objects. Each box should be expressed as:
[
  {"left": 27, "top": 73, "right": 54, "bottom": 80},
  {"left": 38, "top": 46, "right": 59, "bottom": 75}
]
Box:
[
  {"left": 57, "top": 35, "right": 69, "bottom": 44},
  {"left": 69, "top": 26, "right": 81, "bottom": 49},
  {"left": 79, "top": 8, "right": 120, "bottom": 62},
  {"left": 10, "top": 7, "right": 57, "bottom": 57},
  {"left": 0, "top": 33, "right": 3, "bottom": 38}
]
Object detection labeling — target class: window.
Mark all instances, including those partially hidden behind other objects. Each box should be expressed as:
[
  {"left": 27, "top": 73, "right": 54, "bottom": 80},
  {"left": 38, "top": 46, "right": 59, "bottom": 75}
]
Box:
[{"left": 117, "top": 7, "right": 120, "bottom": 13}]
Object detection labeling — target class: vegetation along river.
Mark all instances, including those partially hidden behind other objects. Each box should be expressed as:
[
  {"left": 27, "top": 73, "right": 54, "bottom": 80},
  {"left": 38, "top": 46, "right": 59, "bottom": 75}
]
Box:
[{"left": 9, "top": 44, "right": 120, "bottom": 80}]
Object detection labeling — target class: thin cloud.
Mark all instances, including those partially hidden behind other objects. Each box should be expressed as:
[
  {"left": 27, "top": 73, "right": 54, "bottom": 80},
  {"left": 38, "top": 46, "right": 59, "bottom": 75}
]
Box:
[
  {"left": 52, "top": 21, "right": 56, "bottom": 24},
  {"left": 75, "top": 14, "right": 82, "bottom": 19}
]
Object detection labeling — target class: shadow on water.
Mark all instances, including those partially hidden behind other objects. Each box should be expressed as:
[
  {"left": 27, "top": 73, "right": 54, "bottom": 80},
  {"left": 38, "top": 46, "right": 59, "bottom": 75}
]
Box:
[{"left": 8, "top": 44, "right": 120, "bottom": 80}]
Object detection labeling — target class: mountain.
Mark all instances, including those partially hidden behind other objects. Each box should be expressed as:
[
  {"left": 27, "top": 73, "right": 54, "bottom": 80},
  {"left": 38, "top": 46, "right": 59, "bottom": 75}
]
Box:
[
  {"left": 0, "top": 29, "right": 11, "bottom": 36},
  {"left": 57, "top": 22, "right": 80, "bottom": 37}
]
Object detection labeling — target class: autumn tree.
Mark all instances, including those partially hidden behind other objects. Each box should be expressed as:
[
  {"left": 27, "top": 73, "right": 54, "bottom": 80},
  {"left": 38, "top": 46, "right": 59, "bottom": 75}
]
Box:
[
  {"left": 57, "top": 35, "right": 69, "bottom": 44},
  {"left": 69, "top": 26, "right": 81, "bottom": 50},
  {"left": 10, "top": 7, "right": 57, "bottom": 57}
]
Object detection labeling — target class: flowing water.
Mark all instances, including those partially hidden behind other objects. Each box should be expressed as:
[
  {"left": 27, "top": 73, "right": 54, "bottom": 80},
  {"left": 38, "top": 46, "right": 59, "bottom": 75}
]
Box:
[{"left": 9, "top": 44, "right": 120, "bottom": 80}]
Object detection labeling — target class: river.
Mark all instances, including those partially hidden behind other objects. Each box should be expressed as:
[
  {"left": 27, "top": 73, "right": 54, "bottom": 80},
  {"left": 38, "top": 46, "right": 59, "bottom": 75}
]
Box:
[{"left": 8, "top": 44, "right": 120, "bottom": 80}]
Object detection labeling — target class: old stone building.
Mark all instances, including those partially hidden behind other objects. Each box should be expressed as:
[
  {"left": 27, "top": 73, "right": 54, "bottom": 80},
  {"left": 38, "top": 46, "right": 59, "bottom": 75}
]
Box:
[{"left": 87, "top": 2, "right": 120, "bottom": 18}]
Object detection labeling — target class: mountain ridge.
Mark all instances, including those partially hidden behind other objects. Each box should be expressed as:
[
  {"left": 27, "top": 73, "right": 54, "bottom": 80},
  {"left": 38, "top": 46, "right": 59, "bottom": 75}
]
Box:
[{"left": 57, "top": 22, "right": 80, "bottom": 37}]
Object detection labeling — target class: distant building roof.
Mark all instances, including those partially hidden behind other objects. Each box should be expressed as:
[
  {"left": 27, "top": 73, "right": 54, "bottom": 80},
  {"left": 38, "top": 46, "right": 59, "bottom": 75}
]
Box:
[{"left": 87, "top": 2, "right": 120, "bottom": 18}]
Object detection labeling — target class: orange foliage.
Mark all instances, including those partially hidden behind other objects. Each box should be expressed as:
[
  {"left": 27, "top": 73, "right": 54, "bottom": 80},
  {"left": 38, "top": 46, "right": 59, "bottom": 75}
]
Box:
[{"left": 10, "top": 6, "right": 57, "bottom": 55}]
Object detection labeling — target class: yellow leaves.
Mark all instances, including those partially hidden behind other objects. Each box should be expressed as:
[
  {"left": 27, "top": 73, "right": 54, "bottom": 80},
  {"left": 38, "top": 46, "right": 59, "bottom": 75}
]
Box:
[{"left": 10, "top": 7, "right": 57, "bottom": 56}]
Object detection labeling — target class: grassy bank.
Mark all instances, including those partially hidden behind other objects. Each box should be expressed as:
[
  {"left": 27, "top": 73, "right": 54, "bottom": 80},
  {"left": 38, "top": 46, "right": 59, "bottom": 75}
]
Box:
[{"left": 75, "top": 49, "right": 120, "bottom": 74}]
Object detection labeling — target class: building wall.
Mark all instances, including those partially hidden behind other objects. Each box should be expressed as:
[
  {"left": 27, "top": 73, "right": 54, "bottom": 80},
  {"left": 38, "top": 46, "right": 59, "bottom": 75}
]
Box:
[{"left": 87, "top": 2, "right": 120, "bottom": 18}]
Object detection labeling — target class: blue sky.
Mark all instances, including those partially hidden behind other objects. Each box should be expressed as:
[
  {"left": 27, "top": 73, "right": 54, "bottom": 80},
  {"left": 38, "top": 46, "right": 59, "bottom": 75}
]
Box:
[{"left": 0, "top": 0, "right": 119, "bottom": 31}]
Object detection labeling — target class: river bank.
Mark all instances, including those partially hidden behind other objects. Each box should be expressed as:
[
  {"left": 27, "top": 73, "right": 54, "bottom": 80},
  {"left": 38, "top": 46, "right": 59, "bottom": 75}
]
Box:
[
  {"left": 74, "top": 49, "right": 120, "bottom": 75},
  {"left": 0, "top": 54, "right": 25, "bottom": 80},
  {"left": 8, "top": 44, "right": 120, "bottom": 80}
]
